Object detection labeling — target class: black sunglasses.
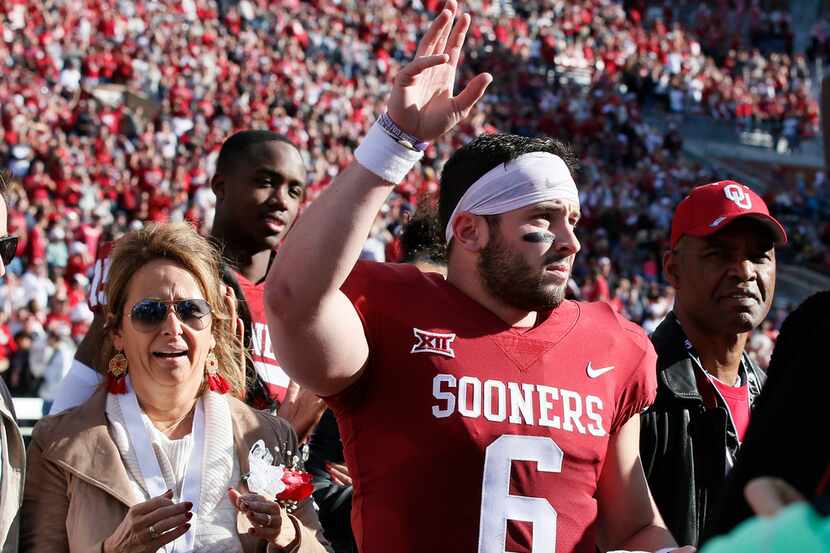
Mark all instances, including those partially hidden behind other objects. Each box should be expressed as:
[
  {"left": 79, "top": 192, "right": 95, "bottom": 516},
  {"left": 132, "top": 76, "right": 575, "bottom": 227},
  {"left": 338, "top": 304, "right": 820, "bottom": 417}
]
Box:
[
  {"left": 0, "top": 236, "right": 18, "bottom": 265},
  {"left": 129, "top": 298, "right": 212, "bottom": 333}
]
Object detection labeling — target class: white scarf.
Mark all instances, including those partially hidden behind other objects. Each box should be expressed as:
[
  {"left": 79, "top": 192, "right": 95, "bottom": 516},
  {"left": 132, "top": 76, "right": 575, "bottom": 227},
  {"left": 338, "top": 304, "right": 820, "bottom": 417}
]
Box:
[
  {"left": 445, "top": 151, "right": 579, "bottom": 242},
  {"left": 107, "top": 378, "right": 235, "bottom": 553}
]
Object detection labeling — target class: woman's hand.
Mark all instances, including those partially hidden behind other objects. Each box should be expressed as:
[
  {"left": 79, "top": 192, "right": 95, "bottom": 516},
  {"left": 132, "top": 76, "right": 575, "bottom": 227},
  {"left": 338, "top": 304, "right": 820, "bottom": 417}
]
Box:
[
  {"left": 103, "top": 489, "right": 192, "bottom": 553},
  {"left": 229, "top": 488, "right": 297, "bottom": 548}
]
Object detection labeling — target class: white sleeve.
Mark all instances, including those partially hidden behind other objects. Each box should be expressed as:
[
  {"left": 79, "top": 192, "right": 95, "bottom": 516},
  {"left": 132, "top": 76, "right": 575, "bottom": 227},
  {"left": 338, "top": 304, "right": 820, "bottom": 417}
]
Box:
[{"left": 48, "top": 359, "right": 103, "bottom": 414}]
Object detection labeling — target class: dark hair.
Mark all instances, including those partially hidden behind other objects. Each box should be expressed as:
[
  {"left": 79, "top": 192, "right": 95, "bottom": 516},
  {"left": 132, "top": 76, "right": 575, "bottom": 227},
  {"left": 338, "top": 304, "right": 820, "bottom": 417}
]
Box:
[
  {"left": 216, "top": 130, "right": 296, "bottom": 175},
  {"left": 400, "top": 195, "right": 446, "bottom": 266},
  {"left": 438, "top": 134, "right": 579, "bottom": 240},
  {"left": 704, "top": 291, "right": 830, "bottom": 543}
]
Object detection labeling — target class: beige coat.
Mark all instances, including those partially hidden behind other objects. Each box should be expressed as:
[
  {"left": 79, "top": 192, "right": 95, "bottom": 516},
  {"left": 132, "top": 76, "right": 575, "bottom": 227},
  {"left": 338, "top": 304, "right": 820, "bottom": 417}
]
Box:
[
  {"left": 21, "top": 387, "right": 332, "bottom": 553},
  {"left": 0, "top": 380, "right": 24, "bottom": 553}
]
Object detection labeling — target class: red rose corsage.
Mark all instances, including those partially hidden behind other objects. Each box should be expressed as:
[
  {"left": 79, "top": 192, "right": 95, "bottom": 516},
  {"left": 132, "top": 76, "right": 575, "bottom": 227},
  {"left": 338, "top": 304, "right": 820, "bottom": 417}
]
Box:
[{"left": 245, "top": 440, "right": 314, "bottom": 513}]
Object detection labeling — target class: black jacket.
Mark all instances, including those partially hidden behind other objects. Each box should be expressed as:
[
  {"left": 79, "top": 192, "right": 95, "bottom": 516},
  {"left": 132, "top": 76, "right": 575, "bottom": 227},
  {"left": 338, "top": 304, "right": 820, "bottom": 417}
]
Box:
[
  {"left": 306, "top": 410, "right": 356, "bottom": 553},
  {"left": 640, "top": 311, "right": 766, "bottom": 547}
]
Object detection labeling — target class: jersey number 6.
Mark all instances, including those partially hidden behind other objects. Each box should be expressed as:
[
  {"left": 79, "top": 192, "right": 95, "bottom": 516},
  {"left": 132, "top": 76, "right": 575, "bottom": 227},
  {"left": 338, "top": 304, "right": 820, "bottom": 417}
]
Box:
[{"left": 478, "top": 435, "right": 563, "bottom": 553}]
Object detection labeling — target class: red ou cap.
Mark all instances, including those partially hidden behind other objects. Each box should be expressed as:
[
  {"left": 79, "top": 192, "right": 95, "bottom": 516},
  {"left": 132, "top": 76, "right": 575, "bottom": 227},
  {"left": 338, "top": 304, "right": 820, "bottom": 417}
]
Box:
[{"left": 670, "top": 180, "right": 787, "bottom": 249}]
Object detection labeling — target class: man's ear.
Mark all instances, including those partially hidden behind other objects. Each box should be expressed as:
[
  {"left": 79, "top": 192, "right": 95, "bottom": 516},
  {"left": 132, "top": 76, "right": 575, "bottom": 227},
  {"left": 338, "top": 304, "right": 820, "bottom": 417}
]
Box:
[
  {"left": 452, "top": 213, "right": 489, "bottom": 253},
  {"left": 211, "top": 174, "right": 225, "bottom": 202},
  {"left": 663, "top": 249, "right": 680, "bottom": 288}
]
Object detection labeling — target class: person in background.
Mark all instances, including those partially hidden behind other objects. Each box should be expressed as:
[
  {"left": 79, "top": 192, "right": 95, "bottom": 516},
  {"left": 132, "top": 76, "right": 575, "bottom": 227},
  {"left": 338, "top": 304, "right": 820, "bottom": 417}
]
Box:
[
  {"left": 29, "top": 322, "right": 74, "bottom": 415},
  {"left": 22, "top": 222, "right": 331, "bottom": 552},
  {"left": 50, "top": 130, "right": 325, "bottom": 441},
  {"left": 641, "top": 180, "right": 787, "bottom": 546},
  {"left": 3, "top": 331, "right": 37, "bottom": 398},
  {"left": 704, "top": 291, "right": 830, "bottom": 543},
  {"left": 397, "top": 197, "right": 448, "bottom": 276},
  {"left": 0, "top": 172, "right": 25, "bottom": 553}
]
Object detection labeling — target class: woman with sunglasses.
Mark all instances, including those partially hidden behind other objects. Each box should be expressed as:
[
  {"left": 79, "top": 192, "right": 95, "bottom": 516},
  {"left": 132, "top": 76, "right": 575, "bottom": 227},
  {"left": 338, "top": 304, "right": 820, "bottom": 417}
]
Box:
[{"left": 21, "top": 222, "right": 331, "bottom": 553}]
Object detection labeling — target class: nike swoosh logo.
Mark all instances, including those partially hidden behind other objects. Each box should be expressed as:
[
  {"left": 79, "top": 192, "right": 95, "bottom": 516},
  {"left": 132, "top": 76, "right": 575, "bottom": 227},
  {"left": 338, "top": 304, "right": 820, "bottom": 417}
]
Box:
[{"left": 586, "top": 362, "right": 615, "bottom": 378}]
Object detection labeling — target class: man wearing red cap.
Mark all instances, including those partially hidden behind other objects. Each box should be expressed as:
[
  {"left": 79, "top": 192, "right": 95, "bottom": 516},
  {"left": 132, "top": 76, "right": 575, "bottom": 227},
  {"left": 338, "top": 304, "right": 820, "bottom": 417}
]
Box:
[{"left": 641, "top": 180, "right": 787, "bottom": 547}]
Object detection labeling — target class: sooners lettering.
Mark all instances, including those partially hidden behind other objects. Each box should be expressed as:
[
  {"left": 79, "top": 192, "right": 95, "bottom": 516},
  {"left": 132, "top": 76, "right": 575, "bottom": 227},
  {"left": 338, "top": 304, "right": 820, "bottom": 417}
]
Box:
[
  {"left": 432, "top": 374, "right": 606, "bottom": 437},
  {"left": 411, "top": 328, "right": 456, "bottom": 358}
]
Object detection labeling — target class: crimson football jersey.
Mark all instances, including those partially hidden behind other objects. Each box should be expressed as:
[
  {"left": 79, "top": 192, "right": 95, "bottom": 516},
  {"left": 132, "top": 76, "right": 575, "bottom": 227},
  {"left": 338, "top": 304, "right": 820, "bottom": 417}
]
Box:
[
  {"left": 88, "top": 241, "right": 290, "bottom": 402},
  {"left": 330, "top": 261, "right": 657, "bottom": 553},
  {"left": 235, "top": 271, "right": 290, "bottom": 402}
]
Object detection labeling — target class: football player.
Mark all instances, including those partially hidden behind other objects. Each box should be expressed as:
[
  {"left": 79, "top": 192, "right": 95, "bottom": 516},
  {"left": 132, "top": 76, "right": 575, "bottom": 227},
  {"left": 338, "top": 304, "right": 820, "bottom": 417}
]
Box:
[{"left": 266, "top": 3, "right": 692, "bottom": 552}]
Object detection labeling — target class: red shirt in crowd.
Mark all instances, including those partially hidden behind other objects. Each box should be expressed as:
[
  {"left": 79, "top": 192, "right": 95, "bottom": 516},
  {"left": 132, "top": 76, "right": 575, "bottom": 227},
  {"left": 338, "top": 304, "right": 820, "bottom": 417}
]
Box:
[{"left": 710, "top": 377, "right": 751, "bottom": 441}]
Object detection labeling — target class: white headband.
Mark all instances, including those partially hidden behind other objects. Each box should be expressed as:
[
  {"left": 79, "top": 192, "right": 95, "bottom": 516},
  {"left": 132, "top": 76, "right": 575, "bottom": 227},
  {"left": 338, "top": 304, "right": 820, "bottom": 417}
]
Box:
[{"left": 445, "top": 151, "right": 579, "bottom": 243}]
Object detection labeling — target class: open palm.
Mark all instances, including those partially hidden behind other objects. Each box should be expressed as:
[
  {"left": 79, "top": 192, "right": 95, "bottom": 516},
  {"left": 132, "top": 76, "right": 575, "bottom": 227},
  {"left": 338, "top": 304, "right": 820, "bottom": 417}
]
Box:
[{"left": 387, "top": 0, "right": 492, "bottom": 142}]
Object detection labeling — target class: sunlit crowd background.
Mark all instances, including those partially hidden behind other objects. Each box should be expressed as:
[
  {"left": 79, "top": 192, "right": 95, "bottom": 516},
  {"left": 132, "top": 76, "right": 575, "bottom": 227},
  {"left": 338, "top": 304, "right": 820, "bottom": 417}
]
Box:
[{"left": 1, "top": 0, "right": 828, "bottom": 404}]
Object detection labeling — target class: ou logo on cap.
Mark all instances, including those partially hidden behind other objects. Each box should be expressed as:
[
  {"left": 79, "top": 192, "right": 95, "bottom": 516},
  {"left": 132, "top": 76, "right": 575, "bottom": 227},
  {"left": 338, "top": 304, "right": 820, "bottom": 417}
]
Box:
[{"left": 723, "top": 183, "right": 752, "bottom": 210}]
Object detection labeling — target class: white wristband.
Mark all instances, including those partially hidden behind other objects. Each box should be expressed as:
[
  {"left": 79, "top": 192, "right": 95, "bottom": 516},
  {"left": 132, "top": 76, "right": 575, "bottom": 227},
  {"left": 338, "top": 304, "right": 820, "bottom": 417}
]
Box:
[{"left": 354, "top": 120, "right": 424, "bottom": 184}]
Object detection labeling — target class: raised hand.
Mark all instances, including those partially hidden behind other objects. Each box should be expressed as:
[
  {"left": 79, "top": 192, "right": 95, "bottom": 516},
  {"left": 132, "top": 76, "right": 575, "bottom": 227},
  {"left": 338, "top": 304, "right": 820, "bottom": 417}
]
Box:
[
  {"left": 387, "top": 0, "right": 492, "bottom": 143},
  {"left": 103, "top": 489, "right": 191, "bottom": 553}
]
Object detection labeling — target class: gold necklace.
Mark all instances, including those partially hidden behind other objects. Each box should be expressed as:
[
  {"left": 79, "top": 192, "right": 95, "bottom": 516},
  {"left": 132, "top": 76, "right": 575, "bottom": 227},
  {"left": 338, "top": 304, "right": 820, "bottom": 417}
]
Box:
[{"left": 152, "top": 404, "right": 195, "bottom": 434}]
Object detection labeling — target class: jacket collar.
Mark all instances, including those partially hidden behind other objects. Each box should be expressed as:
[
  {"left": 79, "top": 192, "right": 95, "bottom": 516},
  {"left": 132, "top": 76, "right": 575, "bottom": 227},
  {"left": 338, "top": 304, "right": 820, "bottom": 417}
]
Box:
[
  {"left": 652, "top": 311, "right": 703, "bottom": 401},
  {"left": 41, "top": 389, "right": 279, "bottom": 507},
  {"left": 652, "top": 311, "right": 765, "bottom": 401},
  {"left": 42, "top": 386, "right": 138, "bottom": 507}
]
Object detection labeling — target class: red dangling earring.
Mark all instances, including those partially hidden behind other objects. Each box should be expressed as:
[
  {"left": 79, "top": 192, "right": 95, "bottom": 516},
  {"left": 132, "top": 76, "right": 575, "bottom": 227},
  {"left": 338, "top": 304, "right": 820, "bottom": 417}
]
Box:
[
  {"left": 107, "top": 352, "right": 128, "bottom": 394},
  {"left": 205, "top": 351, "right": 230, "bottom": 394}
]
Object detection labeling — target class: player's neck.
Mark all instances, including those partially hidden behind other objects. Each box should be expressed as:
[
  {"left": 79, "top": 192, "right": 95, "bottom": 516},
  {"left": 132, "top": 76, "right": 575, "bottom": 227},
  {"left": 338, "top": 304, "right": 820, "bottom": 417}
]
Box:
[
  {"left": 211, "top": 228, "right": 272, "bottom": 283},
  {"left": 226, "top": 249, "right": 272, "bottom": 283},
  {"left": 447, "top": 267, "right": 538, "bottom": 328},
  {"left": 675, "top": 311, "right": 748, "bottom": 384}
]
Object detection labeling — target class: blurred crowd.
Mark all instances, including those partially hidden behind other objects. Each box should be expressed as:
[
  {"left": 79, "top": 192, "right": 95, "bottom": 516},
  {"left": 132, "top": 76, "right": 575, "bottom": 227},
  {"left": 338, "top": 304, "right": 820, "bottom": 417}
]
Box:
[
  {"left": 0, "top": 0, "right": 826, "bottom": 400},
  {"left": 528, "top": 1, "right": 815, "bottom": 134}
]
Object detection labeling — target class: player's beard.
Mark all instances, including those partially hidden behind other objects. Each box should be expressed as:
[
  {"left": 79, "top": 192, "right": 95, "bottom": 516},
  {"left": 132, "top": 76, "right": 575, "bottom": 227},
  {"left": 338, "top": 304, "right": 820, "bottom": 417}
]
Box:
[{"left": 477, "top": 232, "right": 568, "bottom": 312}]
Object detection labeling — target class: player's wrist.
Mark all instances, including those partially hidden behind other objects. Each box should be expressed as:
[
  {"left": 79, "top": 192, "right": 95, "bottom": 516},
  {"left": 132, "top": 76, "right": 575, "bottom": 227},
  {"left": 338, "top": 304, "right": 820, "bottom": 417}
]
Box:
[
  {"left": 377, "top": 112, "right": 430, "bottom": 152},
  {"left": 354, "top": 118, "right": 424, "bottom": 184}
]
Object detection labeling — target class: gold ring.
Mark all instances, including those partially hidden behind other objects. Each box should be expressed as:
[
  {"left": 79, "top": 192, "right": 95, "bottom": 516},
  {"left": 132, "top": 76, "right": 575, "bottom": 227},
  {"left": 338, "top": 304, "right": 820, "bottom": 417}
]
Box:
[
  {"left": 149, "top": 524, "right": 158, "bottom": 539},
  {"left": 265, "top": 513, "right": 272, "bottom": 526}
]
